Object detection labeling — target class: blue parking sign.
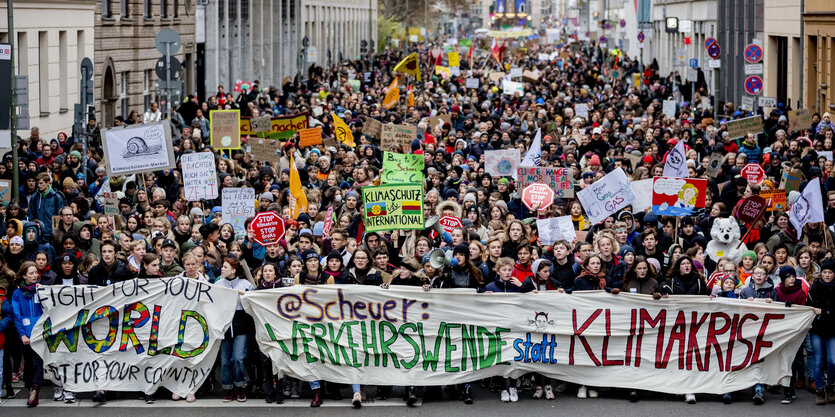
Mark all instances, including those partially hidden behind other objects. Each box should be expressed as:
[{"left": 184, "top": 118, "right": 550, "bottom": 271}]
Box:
[{"left": 689, "top": 58, "right": 698, "bottom": 68}]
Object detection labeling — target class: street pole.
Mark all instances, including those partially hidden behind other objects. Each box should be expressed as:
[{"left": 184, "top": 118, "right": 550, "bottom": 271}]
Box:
[
  {"left": 80, "top": 65, "right": 88, "bottom": 186},
  {"left": 296, "top": 0, "right": 302, "bottom": 79},
  {"left": 165, "top": 42, "right": 171, "bottom": 120},
  {"left": 7, "top": 0, "right": 18, "bottom": 202}
]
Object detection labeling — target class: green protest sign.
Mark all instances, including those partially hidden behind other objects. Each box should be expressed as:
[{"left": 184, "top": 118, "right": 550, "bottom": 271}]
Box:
[
  {"left": 458, "top": 38, "right": 473, "bottom": 47},
  {"left": 381, "top": 152, "right": 425, "bottom": 184},
  {"left": 361, "top": 183, "right": 424, "bottom": 232}
]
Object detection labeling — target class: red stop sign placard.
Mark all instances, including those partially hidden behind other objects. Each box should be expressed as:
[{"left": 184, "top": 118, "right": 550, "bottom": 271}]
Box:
[
  {"left": 740, "top": 163, "right": 765, "bottom": 185},
  {"left": 250, "top": 211, "right": 286, "bottom": 246},
  {"left": 736, "top": 195, "right": 767, "bottom": 225},
  {"left": 430, "top": 215, "right": 464, "bottom": 239},
  {"left": 522, "top": 183, "right": 556, "bottom": 211}
]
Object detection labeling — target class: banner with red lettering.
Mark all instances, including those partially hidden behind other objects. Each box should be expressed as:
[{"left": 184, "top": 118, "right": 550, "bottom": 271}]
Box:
[
  {"left": 31, "top": 279, "right": 239, "bottom": 397},
  {"left": 243, "top": 287, "right": 813, "bottom": 393}
]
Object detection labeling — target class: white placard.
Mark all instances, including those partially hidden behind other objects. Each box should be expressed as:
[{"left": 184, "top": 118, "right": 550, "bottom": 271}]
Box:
[
  {"left": 577, "top": 168, "right": 635, "bottom": 225},
  {"left": 181, "top": 151, "right": 219, "bottom": 201},
  {"left": 662, "top": 100, "right": 677, "bottom": 119},
  {"left": 510, "top": 67, "right": 523, "bottom": 79},
  {"left": 484, "top": 149, "right": 521, "bottom": 180},
  {"left": 222, "top": 187, "right": 256, "bottom": 234},
  {"left": 466, "top": 78, "right": 480, "bottom": 89},
  {"left": 630, "top": 179, "right": 654, "bottom": 213},
  {"left": 101, "top": 122, "right": 176, "bottom": 176},
  {"left": 536, "top": 216, "right": 575, "bottom": 245},
  {"left": 450, "top": 66, "right": 460, "bottom": 76},
  {"left": 574, "top": 103, "right": 589, "bottom": 121},
  {"left": 502, "top": 79, "right": 524, "bottom": 96},
  {"left": 708, "top": 59, "right": 721, "bottom": 69},
  {"left": 744, "top": 63, "right": 763, "bottom": 75},
  {"left": 740, "top": 96, "right": 755, "bottom": 111}
]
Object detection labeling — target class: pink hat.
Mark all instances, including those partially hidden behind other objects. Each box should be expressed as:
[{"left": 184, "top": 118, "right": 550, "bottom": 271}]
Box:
[{"left": 589, "top": 155, "right": 601, "bottom": 166}]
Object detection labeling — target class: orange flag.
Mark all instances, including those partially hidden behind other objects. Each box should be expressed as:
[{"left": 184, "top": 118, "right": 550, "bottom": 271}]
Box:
[
  {"left": 289, "top": 155, "right": 308, "bottom": 219},
  {"left": 383, "top": 77, "right": 400, "bottom": 109},
  {"left": 407, "top": 85, "right": 415, "bottom": 107}
]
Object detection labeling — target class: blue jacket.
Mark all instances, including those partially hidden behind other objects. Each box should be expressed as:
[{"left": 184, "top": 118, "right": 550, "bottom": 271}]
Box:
[
  {"left": 27, "top": 187, "right": 64, "bottom": 236},
  {"left": 11, "top": 286, "right": 43, "bottom": 338},
  {"left": 0, "top": 289, "right": 14, "bottom": 349}
]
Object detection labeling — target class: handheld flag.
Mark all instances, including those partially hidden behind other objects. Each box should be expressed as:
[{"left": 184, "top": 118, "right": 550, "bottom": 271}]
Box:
[
  {"left": 790, "top": 178, "right": 824, "bottom": 239},
  {"left": 289, "top": 156, "right": 309, "bottom": 219},
  {"left": 332, "top": 113, "right": 355, "bottom": 147},
  {"left": 491, "top": 39, "right": 506, "bottom": 65},
  {"left": 393, "top": 52, "right": 421, "bottom": 82},
  {"left": 383, "top": 77, "right": 400, "bottom": 110},
  {"left": 407, "top": 84, "right": 415, "bottom": 107},
  {"left": 520, "top": 129, "right": 542, "bottom": 167},
  {"left": 662, "top": 141, "right": 689, "bottom": 178}
]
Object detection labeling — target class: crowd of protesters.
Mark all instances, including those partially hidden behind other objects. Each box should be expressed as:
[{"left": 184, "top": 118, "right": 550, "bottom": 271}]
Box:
[{"left": 0, "top": 34, "right": 834, "bottom": 409}]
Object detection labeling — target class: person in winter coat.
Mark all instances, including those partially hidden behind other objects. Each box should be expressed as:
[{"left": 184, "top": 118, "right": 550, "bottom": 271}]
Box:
[
  {"left": 619, "top": 256, "right": 662, "bottom": 296},
  {"left": 26, "top": 173, "right": 63, "bottom": 237},
  {"left": 610, "top": 245, "right": 635, "bottom": 289},
  {"left": 775, "top": 266, "right": 808, "bottom": 404},
  {"left": 87, "top": 241, "right": 135, "bottom": 286},
  {"left": 0, "top": 219, "right": 23, "bottom": 249},
  {"left": 254, "top": 263, "right": 284, "bottom": 405},
  {"left": 664, "top": 256, "right": 710, "bottom": 295},
  {"left": 809, "top": 259, "right": 835, "bottom": 405},
  {"left": 11, "top": 262, "right": 43, "bottom": 407},
  {"left": 511, "top": 245, "right": 534, "bottom": 283},
  {"left": 0, "top": 276, "right": 14, "bottom": 399},
  {"left": 52, "top": 252, "right": 87, "bottom": 286},
  {"left": 551, "top": 240, "right": 578, "bottom": 291},
  {"left": 485, "top": 257, "right": 530, "bottom": 294},
  {"left": 21, "top": 222, "right": 56, "bottom": 264},
  {"left": 213, "top": 254, "right": 255, "bottom": 403},
  {"left": 72, "top": 221, "right": 101, "bottom": 259},
  {"left": 524, "top": 258, "right": 562, "bottom": 292},
  {"left": 739, "top": 265, "right": 776, "bottom": 404},
  {"left": 573, "top": 255, "right": 611, "bottom": 293}
]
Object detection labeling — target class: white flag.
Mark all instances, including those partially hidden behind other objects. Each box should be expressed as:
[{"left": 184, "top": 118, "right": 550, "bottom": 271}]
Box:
[
  {"left": 520, "top": 128, "right": 542, "bottom": 167},
  {"left": 789, "top": 178, "right": 825, "bottom": 239},
  {"left": 662, "top": 141, "right": 688, "bottom": 178}
]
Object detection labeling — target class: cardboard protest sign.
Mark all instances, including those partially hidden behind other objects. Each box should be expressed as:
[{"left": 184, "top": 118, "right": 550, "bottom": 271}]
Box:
[
  {"left": 0, "top": 179, "right": 11, "bottom": 203},
  {"left": 623, "top": 153, "right": 642, "bottom": 171},
  {"left": 243, "top": 286, "right": 813, "bottom": 393},
  {"left": 209, "top": 110, "right": 241, "bottom": 149},
  {"left": 522, "top": 70, "right": 540, "bottom": 83},
  {"left": 363, "top": 118, "right": 383, "bottom": 138},
  {"left": 629, "top": 179, "right": 653, "bottom": 213},
  {"left": 705, "top": 153, "right": 724, "bottom": 178},
  {"left": 485, "top": 149, "right": 521, "bottom": 180},
  {"left": 488, "top": 72, "right": 507, "bottom": 83},
  {"left": 101, "top": 191, "right": 119, "bottom": 215},
  {"left": 574, "top": 103, "right": 589, "bottom": 120},
  {"left": 181, "top": 152, "right": 219, "bottom": 201},
  {"left": 381, "top": 124, "right": 417, "bottom": 151},
  {"left": 222, "top": 188, "right": 255, "bottom": 234},
  {"left": 651, "top": 177, "right": 708, "bottom": 216},
  {"left": 577, "top": 168, "right": 635, "bottom": 224},
  {"left": 428, "top": 115, "right": 452, "bottom": 132},
  {"left": 298, "top": 127, "right": 323, "bottom": 147},
  {"left": 361, "top": 183, "right": 424, "bottom": 232},
  {"left": 516, "top": 167, "right": 574, "bottom": 198},
  {"left": 101, "top": 122, "right": 176, "bottom": 176},
  {"left": 381, "top": 152, "right": 425, "bottom": 184},
  {"left": 781, "top": 167, "right": 804, "bottom": 191},
  {"left": 736, "top": 195, "right": 768, "bottom": 225},
  {"left": 726, "top": 115, "right": 763, "bottom": 140},
  {"left": 761, "top": 189, "right": 787, "bottom": 211},
  {"left": 250, "top": 115, "right": 273, "bottom": 133},
  {"left": 239, "top": 113, "right": 309, "bottom": 139},
  {"left": 536, "top": 216, "right": 575, "bottom": 246},
  {"left": 247, "top": 138, "right": 282, "bottom": 165},
  {"left": 788, "top": 109, "right": 811, "bottom": 133},
  {"left": 32, "top": 279, "right": 238, "bottom": 398}
]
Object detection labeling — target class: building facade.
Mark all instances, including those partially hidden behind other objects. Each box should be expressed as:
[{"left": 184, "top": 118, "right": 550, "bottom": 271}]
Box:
[
  {"left": 94, "top": 0, "right": 197, "bottom": 128},
  {"left": 201, "top": 0, "right": 376, "bottom": 100},
  {"left": 0, "top": 0, "right": 96, "bottom": 139},
  {"left": 803, "top": 0, "right": 835, "bottom": 114},
  {"left": 763, "top": 0, "right": 801, "bottom": 110}
]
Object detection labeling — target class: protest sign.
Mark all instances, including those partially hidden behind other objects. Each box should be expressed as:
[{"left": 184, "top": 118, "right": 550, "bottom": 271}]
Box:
[
  {"left": 448, "top": 51, "right": 460, "bottom": 68},
  {"left": 623, "top": 153, "right": 642, "bottom": 171},
  {"left": 662, "top": 141, "right": 688, "bottom": 178},
  {"left": 381, "top": 124, "right": 417, "bottom": 151},
  {"left": 250, "top": 115, "right": 273, "bottom": 133},
  {"left": 250, "top": 211, "right": 286, "bottom": 246},
  {"left": 630, "top": 179, "right": 653, "bottom": 213},
  {"left": 726, "top": 116, "right": 764, "bottom": 140},
  {"left": 516, "top": 167, "right": 574, "bottom": 198},
  {"left": 522, "top": 183, "right": 556, "bottom": 211},
  {"left": 662, "top": 100, "right": 676, "bottom": 119},
  {"left": 242, "top": 286, "right": 812, "bottom": 394},
  {"left": 382, "top": 152, "right": 425, "bottom": 184},
  {"left": 361, "top": 183, "right": 424, "bottom": 232},
  {"left": 651, "top": 177, "right": 708, "bottom": 216},
  {"left": 247, "top": 138, "right": 282, "bottom": 165},
  {"left": 239, "top": 113, "right": 309, "bottom": 139},
  {"left": 761, "top": 189, "right": 787, "bottom": 211},
  {"left": 788, "top": 109, "right": 811, "bottom": 133},
  {"left": 428, "top": 115, "right": 452, "bottom": 132},
  {"left": 509, "top": 67, "right": 523, "bottom": 79},
  {"left": 523, "top": 70, "right": 540, "bottom": 83},
  {"left": 429, "top": 215, "right": 463, "bottom": 240},
  {"left": 488, "top": 72, "right": 506, "bottom": 83},
  {"left": 502, "top": 79, "right": 524, "bottom": 96},
  {"left": 705, "top": 153, "right": 724, "bottom": 178},
  {"left": 101, "top": 192, "right": 119, "bottom": 216},
  {"left": 817, "top": 150, "right": 833, "bottom": 161},
  {"left": 102, "top": 122, "right": 176, "bottom": 176},
  {"left": 209, "top": 110, "right": 241, "bottom": 149},
  {"left": 181, "top": 152, "right": 219, "bottom": 201},
  {"left": 31, "top": 279, "right": 238, "bottom": 398},
  {"left": 577, "top": 168, "right": 635, "bottom": 224},
  {"left": 0, "top": 179, "right": 10, "bottom": 203},
  {"left": 736, "top": 195, "right": 768, "bottom": 225},
  {"left": 298, "top": 127, "right": 323, "bottom": 147},
  {"left": 536, "top": 216, "right": 575, "bottom": 245},
  {"left": 363, "top": 118, "right": 383, "bottom": 139},
  {"left": 780, "top": 167, "right": 804, "bottom": 191},
  {"left": 222, "top": 188, "right": 255, "bottom": 234},
  {"left": 485, "top": 149, "right": 521, "bottom": 180},
  {"left": 741, "top": 163, "right": 765, "bottom": 184},
  {"left": 574, "top": 103, "right": 589, "bottom": 120},
  {"left": 466, "top": 78, "right": 480, "bottom": 89},
  {"left": 790, "top": 177, "right": 825, "bottom": 239}
]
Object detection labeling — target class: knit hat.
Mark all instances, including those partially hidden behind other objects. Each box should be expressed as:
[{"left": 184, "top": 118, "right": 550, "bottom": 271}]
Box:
[
  {"left": 721, "top": 275, "right": 738, "bottom": 288},
  {"left": 494, "top": 200, "right": 508, "bottom": 212},
  {"left": 463, "top": 193, "right": 477, "bottom": 204},
  {"left": 62, "top": 177, "right": 76, "bottom": 189},
  {"left": 260, "top": 192, "right": 274, "bottom": 202},
  {"left": 452, "top": 244, "right": 469, "bottom": 257},
  {"left": 589, "top": 154, "right": 601, "bottom": 166},
  {"left": 189, "top": 207, "right": 203, "bottom": 217},
  {"left": 778, "top": 265, "right": 796, "bottom": 281},
  {"left": 69, "top": 150, "right": 82, "bottom": 160},
  {"left": 820, "top": 259, "right": 835, "bottom": 274},
  {"left": 302, "top": 249, "right": 320, "bottom": 261},
  {"left": 10, "top": 236, "right": 23, "bottom": 246},
  {"left": 497, "top": 178, "right": 509, "bottom": 187},
  {"left": 326, "top": 250, "right": 343, "bottom": 265},
  {"left": 312, "top": 221, "right": 325, "bottom": 236},
  {"left": 742, "top": 250, "right": 757, "bottom": 262},
  {"left": 642, "top": 155, "right": 653, "bottom": 164},
  {"left": 345, "top": 190, "right": 360, "bottom": 201}
]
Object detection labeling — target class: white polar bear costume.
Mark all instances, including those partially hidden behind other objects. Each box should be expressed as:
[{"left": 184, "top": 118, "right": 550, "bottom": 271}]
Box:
[{"left": 705, "top": 217, "right": 746, "bottom": 265}]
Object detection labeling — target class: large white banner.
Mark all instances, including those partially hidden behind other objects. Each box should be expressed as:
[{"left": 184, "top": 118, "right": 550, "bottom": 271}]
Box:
[
  {"left": 577, "top": 168, "right": 635, "bottom": 224},
  {"left": 31, "top": 279, "right": 238, "bottom": 397},
  {"left": 101, "top": 122, "right": 177, "bottom": 176},
  {"left": 242, "top": 286, "right": 813, "bottom": 394}
]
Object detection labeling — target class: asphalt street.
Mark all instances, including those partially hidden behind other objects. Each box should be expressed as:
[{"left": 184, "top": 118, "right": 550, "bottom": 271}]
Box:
[{"left": 1, "top": 383, "right": 833, "bottom": 417}]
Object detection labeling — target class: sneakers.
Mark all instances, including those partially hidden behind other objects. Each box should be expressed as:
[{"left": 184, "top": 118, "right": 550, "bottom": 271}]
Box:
[
  {"left": 532, "top": 386, "right": 544, "bottom": 399},
  {"left": 353, "top": 392, "right": 362, "bottom": 408},
  {"left": 236, "top": 388, "right": 246, "bottom": 402},
  {"left": 11, "top": 373, "right": 19, "bottom": 383},
  {"left": 27, "top": 387, "right": 40, "bottom": 407},
  {"left": 753, "top": 385, "right": 765, "bottom": 405},
  {"left": 629, "top": 391, "right": 639, "bottom": 402},
  {"left": 781, "top": 393, "right": 793, "bottom": 404},
  {"left": 577, "top": 385, "right": 588, "bottom": 399},
  {"left": 290, "top": 382, "right": 301, "bottom": 399},
  {"left": 310, "top": 389, "right": 322, "bottom": 407},
  {"left": 816, "top": 389, "right": 826, "bottom": 405},
  {"left": 406, "top": 389, "right": 418, "bottom": 406},
  {"left": 53, "top": 387, "right": 64, "bottom": 401},
  {"left": 722, "top": 393, "right": 733, "bottom": 404},
  {"left": 223, "top": 390, "right": 235, "bottom": 403},
  {"left": 544, "top": 385, "right": 555, "bottom": 400},
  {"left": 145, "top": 394, "right": 156, "bottom": 404},
  {"left": 508, "top": 387, "right": 518, "bottom": 402},
  {"left": 63, "top": 391, "right": 76, "bottom": 404},
  {"left": 186, "top": 393, "right": 196, "bottom": 403},
  {"left": 588, "top": 388, "right": 598, "bottom": 398},
  {"left": 92, "top": 391, "right": 107, "bottom": 403},
  {"left": 684, "top": 393, "right": 696, "bottom": 404},
  {"left": 554, "top": 382, "right": 568, "bottom": 393},
  {"left": 462, "top": 386, "right": 473, "bottom": 404},
  {"left": 500, "top": 390, "right": 510, "bottom": 403}
]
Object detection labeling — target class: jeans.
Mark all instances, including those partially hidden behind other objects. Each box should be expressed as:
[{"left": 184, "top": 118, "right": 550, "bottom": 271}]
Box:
[
  {"left": 22, "top": 345, "right": 43, "bottom": 388},
  {"left": 220, "top": 335, "right": 247, "bottom": 389},
  {"left": 810, "top": 333, "right": 835, "bottom": 388},
  {"left": 805, "top": 334, "right": 815, "bottom": 382}
]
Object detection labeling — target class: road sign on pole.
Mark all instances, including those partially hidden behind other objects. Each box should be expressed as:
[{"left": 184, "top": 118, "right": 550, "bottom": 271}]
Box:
[
  {"left": 707, "top": 43, "right": 721, "bottom": 59},
  {"left": 744, "top": 75, "right": 763, "bottom": 95},
  {"left": 705, "top": 37, "right": 717, "bottom": 49},
  {"left": 744, "top": 44, "right": 763, "bottom": 64},
  {"left": 637, "top": 32, "right": 645, "bottom": 43}
]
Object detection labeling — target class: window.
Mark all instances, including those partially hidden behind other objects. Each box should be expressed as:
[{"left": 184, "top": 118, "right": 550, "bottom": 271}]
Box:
[
  {"left": 173, "top": 0, "right": 179, "bottom": 18},
  {"left": 38, "top": 31, "right": 49, "bottom": 115},
  {"left": 121, "top": 71, "right": 129, "bottom": 119},
  {"left": 161, "top": 0, "right": 168, "bottom": 18},
  {"left": 17, "top": 32, "right": 27, "bottom": 76},
  {"left": 59, "top": 31, "right": 68, "bottom": 111},
  {"left": 121, "top": 0, "right": 130, "bottom": 17},
  {"left": 144, "top": 0, "right": 152, "bottom": 18},
  {"left": 230, "top": 0, "right": 236, "bottom": 20},
  {"left": 102, "top": 0, "right": 113, "bottom": 19},
  {"left": 242, "top": 0, "right": 249, "bottom": 20}
]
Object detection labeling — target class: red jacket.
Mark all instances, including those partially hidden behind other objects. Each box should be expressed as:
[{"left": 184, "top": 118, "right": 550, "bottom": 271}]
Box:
[{"left": 512, "top": 262, "right": 533, "bottom": 283}]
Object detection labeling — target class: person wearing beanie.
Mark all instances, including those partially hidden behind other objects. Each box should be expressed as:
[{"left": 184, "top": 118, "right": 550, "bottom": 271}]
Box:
[
  {"left": 808, "top": 258, "right": 835, "bottom": 405},
  {"left": 739, "top": 250, "right": 758, "bottom": 285},
  {"left": 775, "top": 264, "right": 808, "bottom": 403}
]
